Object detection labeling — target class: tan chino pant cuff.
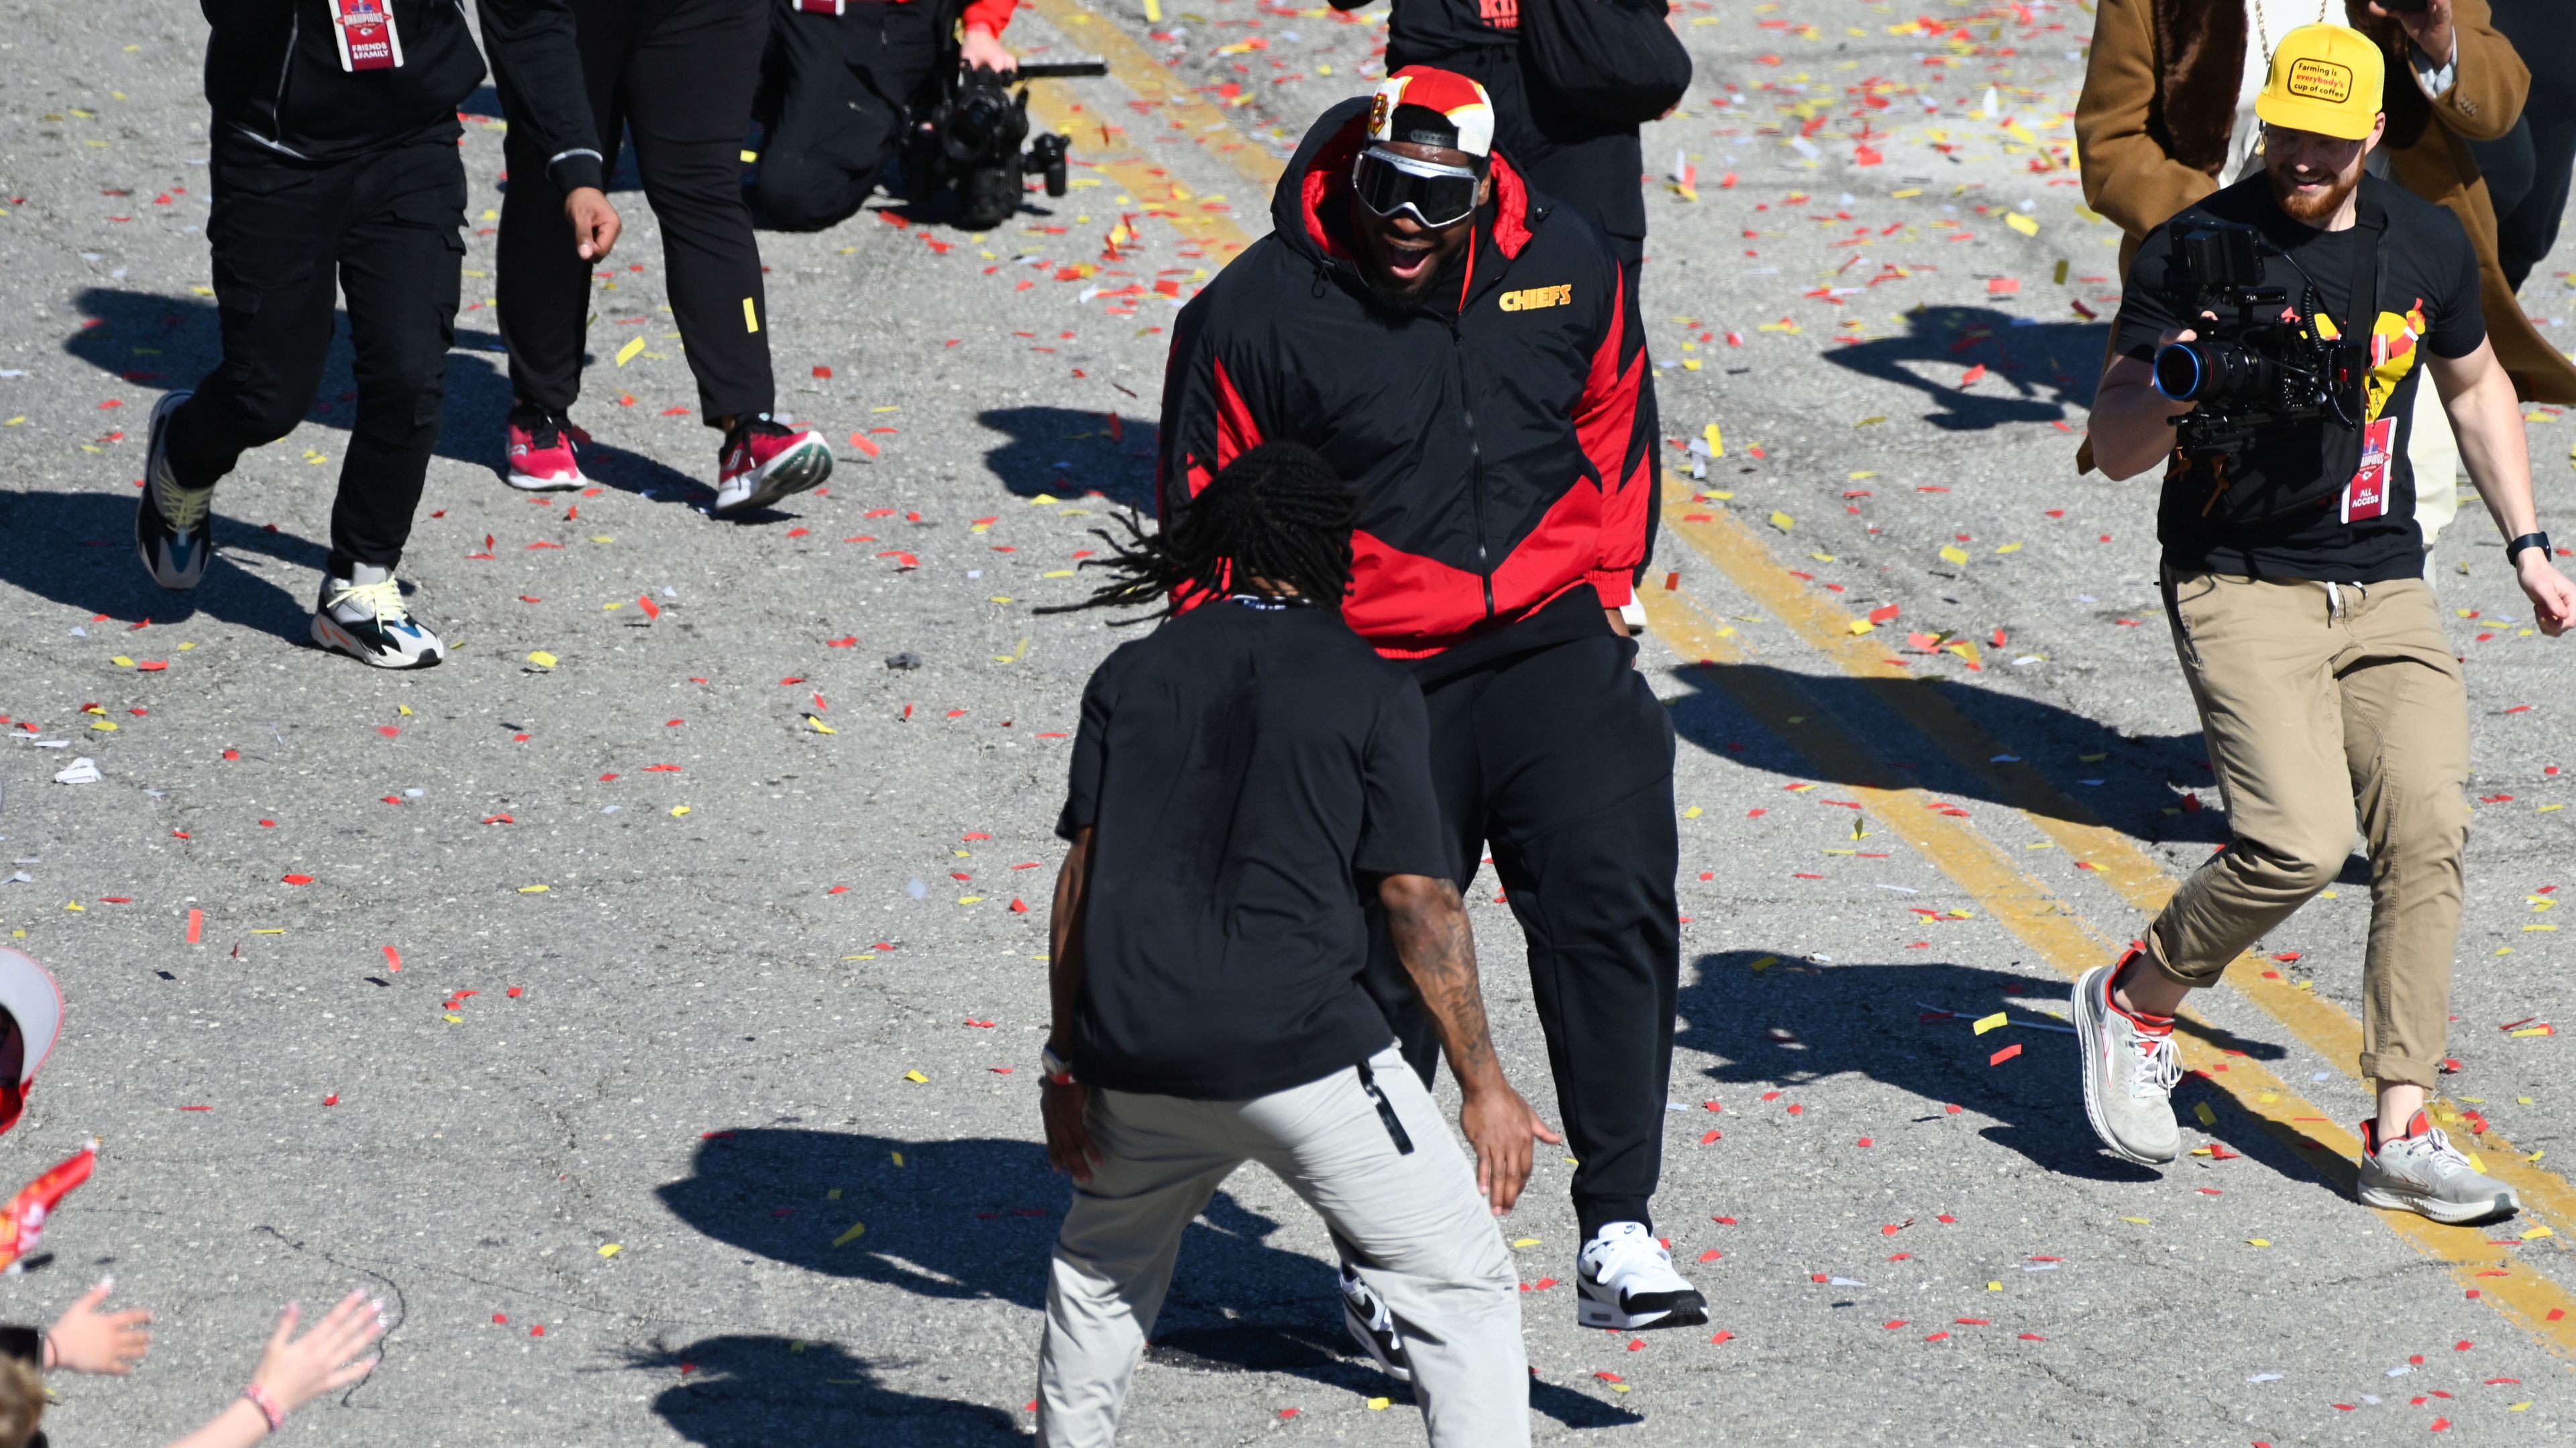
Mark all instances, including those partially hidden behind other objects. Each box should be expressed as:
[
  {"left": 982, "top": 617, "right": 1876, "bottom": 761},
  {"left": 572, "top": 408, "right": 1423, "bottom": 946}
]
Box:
[
  {"left": 2142, "top": 921, "right": 2227, "bottom": 992},
  {"left": 2358, "top": 1052, "right": 2442, "bottom": 1093}
]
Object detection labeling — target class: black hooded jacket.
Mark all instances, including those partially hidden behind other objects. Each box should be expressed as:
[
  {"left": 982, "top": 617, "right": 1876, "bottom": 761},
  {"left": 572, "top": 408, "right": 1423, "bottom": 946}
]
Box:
[
  {"left": 1155, "top": 98, "right": 1652, "bottom": 669},
  {"left": 201, "top": 0, "right": 604, "bottom": 190}
]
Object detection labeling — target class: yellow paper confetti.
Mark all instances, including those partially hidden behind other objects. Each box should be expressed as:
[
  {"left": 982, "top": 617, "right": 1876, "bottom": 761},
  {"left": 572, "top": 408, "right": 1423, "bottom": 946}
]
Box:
[
  {"left": 2193, "top": 1103, "right": 2217, "bottom": 1127},
  {"left": 1939, "top": 545, "right": 1971, "bottom": 566},
  {"left": 2246, "top": 1238, "right": 2271, "bottom": 1247},
  {"left": 904, "top": 1070, "right": 930, "bottom": 1084},
  {"left": 2004, "top": 212, "right": 2039, "bottom": 236},
  {"left": 834, "top": 1221, "right": 868, "bottom": 1247},
  {"left": 1971, "top": 1012, "right": 2008, "bottom": 1036},
  {"left": 519, "top": 884, "right": 551, "bottom": 893},
  {"left": 599, "top": 1244, "right": 624, "bottom": 1258},
  {"left": 527, "top": 651, "right": 558, "bottom": 668},
  {"left": 614, "top": 336, "right": 647, "bottom": 367},
  {"left": 670, "top": 805, "right": 692, "bottom": 817},
  {"left": 1769, "top": 510, "right": 1795, "bottom": 532}
]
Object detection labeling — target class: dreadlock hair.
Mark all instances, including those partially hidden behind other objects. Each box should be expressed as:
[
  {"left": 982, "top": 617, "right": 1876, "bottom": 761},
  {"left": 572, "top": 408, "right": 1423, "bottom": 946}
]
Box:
[{"left": 1036, "top": 442, "right": 1359, "bottom": 622}]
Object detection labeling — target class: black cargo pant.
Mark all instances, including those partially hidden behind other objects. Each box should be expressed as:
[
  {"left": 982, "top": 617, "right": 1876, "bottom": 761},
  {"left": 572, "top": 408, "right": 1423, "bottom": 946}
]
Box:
[
  {"left": 164, "top": 130, "right": 466, "bottom": 577},
  {"left": 1366, "top": 628, "right": 1680, "bottom": 1241},
  {"left": 496, "top": 0, "right": 775, "bottom": 425},
  {"left": 748, "top": 0, "right": 943, "bottom": 231}
]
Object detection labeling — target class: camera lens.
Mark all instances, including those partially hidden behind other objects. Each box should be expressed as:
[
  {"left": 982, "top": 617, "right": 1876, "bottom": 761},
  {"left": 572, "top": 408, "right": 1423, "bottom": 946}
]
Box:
[
  {"left": 2151, "top": 341, "right": 2206, "bottom": 401},
  {"left": 2154, "top": 340, "right": 2277, "bottom": 405}
]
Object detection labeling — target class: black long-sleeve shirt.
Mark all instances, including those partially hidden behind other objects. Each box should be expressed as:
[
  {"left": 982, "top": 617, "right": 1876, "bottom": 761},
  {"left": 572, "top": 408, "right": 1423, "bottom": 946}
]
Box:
[{"left": 201, "top": 0, "right": 604, "bottom": 190}]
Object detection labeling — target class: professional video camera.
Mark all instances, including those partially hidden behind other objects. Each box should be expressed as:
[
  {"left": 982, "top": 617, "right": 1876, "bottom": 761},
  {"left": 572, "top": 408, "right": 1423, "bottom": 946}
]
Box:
[
  {"left": 2148, "top": 221, "right": 2369, "bottom": 455},
  {"left": 907, "top": 59, "right": 1108, "bottom": 231}
]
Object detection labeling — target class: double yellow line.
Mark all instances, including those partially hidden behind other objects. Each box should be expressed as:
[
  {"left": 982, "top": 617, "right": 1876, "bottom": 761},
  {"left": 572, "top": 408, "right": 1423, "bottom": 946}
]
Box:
[
  {"left": 1004, "top": 0, "right": 2576, "bottom": 1363},
  {"left": 1648, "top": 476, "right": 2576, "bottom": 1357}
]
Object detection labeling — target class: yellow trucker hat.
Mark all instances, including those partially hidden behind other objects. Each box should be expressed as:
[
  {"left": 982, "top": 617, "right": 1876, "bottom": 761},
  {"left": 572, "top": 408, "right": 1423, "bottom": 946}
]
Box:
[{"left": 2255, "top": 23, "right": 2385, "bottom": 141}]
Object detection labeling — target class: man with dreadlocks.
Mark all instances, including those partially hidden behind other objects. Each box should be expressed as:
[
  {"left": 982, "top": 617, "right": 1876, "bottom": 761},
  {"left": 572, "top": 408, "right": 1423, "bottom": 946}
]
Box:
[
  {"left": 1033, "top": 442, "right": 1555, "bottom": 1447},
  {"left": 1157, "top": 68, "right": 1697, "bottom": 1369}
]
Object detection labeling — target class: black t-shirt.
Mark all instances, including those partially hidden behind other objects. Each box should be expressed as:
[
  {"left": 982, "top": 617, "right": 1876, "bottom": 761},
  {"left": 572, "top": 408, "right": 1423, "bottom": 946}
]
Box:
[
  {"left": 1055, "top": 599, "right": 1451, "bottom": 1100},
  {"left": 2111, "top": 174, "right": 2484, "bottom": 582}
]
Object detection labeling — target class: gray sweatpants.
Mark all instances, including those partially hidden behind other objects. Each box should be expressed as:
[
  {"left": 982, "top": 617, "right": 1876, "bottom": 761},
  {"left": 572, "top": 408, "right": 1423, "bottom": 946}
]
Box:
[{"left": 1037, "top": 1043, "right": 1529, "bottom": 1447}]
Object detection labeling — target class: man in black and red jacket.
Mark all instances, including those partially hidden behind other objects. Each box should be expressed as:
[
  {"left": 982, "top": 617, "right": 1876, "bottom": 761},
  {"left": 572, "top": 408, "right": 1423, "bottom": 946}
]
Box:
[{"left": 1156, "top": 68, "right": 1705, "bottom": 1374}]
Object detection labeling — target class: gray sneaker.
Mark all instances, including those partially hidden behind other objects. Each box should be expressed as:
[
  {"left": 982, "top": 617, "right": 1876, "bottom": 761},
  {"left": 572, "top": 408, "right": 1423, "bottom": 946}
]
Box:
[
  {"left": 2074, "top": 958, "right": 2182, "bottom": 1165},
  {"left": 2359, "top": 1113, "right": 2522, "bottom": 1224}
]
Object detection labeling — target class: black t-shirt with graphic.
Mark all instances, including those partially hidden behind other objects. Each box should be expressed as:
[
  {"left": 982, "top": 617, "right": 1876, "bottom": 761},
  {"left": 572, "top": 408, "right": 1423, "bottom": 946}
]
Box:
[
  {"left": 2111, "top": 173, "right": 2484, "bottom": 582},
  {"left": 1055, "top": 598, "right": 1451, "bottom": 1101}
]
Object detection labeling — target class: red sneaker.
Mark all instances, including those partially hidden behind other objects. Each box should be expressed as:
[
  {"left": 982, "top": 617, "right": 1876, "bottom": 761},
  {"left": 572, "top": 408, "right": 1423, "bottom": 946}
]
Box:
[
  {"left": 504, "top": 407, "right": 588, "bottom": 492},
  {"left": 713, "top": 416, "right": 833, "bottom": 516}
]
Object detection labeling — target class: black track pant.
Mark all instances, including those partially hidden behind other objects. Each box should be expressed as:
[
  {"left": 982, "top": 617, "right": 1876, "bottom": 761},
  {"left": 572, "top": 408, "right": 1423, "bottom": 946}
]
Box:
[
  {"left": 1364, "top": 628, "right": 1680, "bottom": 1241},
  {"left": 497, "top": 0, "right": 775, "bottom": 425},
  {"left": 165, "top": 131, "right": 466, "bottom": 577},
  {"left": 748, "top": 0, "right": 941, "bottom": 231}
]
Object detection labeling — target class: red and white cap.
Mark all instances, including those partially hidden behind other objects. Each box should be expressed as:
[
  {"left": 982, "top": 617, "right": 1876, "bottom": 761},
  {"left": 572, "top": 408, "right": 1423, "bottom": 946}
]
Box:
[
  {"left": 1367, "top": 66, "right": 1496, "bottom": 160},
  {"left": 0, "top": 948, "right": 62, "bottom": 1137}
]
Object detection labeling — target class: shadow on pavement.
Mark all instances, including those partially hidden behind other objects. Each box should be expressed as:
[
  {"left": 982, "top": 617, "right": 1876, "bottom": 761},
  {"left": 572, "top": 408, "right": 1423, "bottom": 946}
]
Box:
[
  {"left": 1662, "top": 660, "right": 2237, "bottom": 850},
  {"left": 977, "top": 404, "right": 1159, "bottom": 512},
  {"left": 1678, "top": 951, "right": 2344, "bottom": 1197},
  {"left": 0, "top": 487, "right": 327, "bottom": 644},
  {"left": 659, "top": 1128, "right": 1415, "bottom": 1387},
  {"left": 630, "top": 1332, "right": 1022, "bottom": 1447},
  {"left": 1820, "top": 304, "right": 2109, "bottom": 431}
]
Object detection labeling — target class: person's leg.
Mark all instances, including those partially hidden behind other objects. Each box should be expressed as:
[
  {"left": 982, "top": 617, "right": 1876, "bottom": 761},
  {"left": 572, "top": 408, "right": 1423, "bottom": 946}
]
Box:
[
  {"left": 2406, "top": 378, "right": 2461, "bottom": 569},
  {"left": 2135, "top": 573, "right": 2361, "bottom": 998},
  {"left": 1477, "top": 630, "right": 1678, "bottom": 1243},
  {"left": 1245, "top": 1047, "right": 1529, "bottom": 1448},
  {"left": 748, "top": 0, "right": 928, "bottom": 231},
  {"left": 2334, "top": 579, "right": 2471, "bottom": 1114},
  {"left": 164, "top": 147, "right": 348, "bottom": 492},
  {"left": 494, "top": 0, "right": 637, "bottom": 420},
  {"left": 625, "top": 0, "right": 778, "bottom": 424},
  {"left": 328, "top": 140, "right": 470, "bottom": 577},
  {"left": 1039, "top": 1089, "right": 1242, "bottom": 1448},
  {"left": 2502, "top": 115, "right": 2576, "bottom": 294}
]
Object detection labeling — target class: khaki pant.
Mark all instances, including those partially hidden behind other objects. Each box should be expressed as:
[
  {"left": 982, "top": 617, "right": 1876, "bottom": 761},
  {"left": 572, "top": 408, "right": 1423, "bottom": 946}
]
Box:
[
  {"left": 2149, "top": 571, "right": 2471, "bottom": 1089},
  {"left": 1038, "top": 1044, "right": 1529, "bottom": 1448}
]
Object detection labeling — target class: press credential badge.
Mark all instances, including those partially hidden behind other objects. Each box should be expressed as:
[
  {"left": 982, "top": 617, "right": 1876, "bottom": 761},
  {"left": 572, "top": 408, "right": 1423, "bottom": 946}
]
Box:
[
  {"left": 332, "top": 0, "right": 405, "bottom": 71},
  {"left": 2343, "top": 414, "right": 2396, "bottom": 524}
]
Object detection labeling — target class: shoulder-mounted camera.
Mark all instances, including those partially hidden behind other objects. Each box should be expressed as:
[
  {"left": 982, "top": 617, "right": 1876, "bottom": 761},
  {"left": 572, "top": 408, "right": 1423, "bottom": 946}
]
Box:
[
  {"left": 907, "top": 59, "right": 1106, "bottom": 231},
  {"left": 2149, "top": 221, "right": 2370, "bottom": 455}
]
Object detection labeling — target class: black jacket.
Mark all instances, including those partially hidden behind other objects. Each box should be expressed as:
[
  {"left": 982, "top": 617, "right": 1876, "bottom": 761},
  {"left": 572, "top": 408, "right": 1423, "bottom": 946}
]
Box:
[
  {"left": 1157, "top": 98, "right": 1652, "bottom": 667},
  {"left": 201, "top": 0, "right": 604, "bottom": 190}
]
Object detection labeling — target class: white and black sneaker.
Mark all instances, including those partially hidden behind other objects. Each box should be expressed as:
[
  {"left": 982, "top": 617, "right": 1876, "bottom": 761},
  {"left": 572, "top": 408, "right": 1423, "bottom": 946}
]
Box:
[
  {"left": 1575, "top": 1221, "right": 1707, "bottom": 1331},
  {"left": 710, "top": 415, "right": 833, "bottom": 516},
  {"left": 311, "top": 565, "right": 445, "bottom": 669},
  {"left": 1338, "top": 1264, "right": 1412, "bottom": 1383},
  {"left": 136, "top": 390, "right": 217, "bottom": 590}
]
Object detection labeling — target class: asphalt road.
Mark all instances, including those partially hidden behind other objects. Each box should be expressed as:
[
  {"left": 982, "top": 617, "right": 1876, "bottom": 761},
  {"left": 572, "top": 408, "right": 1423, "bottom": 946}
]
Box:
[{"left": 2, "top": 0, "right": 2574, "bottom": 1443}]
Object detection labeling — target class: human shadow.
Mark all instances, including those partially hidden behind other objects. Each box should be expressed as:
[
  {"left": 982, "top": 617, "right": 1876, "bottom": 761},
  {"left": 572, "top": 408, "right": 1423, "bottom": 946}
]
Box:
[
  {"left": 1664, "top": 659, "right": 2235, "bottom": 849},
  {"left": 0, "top": 487, "right": 328, "bottom": 643},
  {"left": 658, "top": 1128, "right": 1393, "bottom": 1383},
  {"left": 1822, "top": 304, "right": 2110, "bottom": 431},
  {"left": 1677, "top": 952, "right": 2350, "bottom": 1194},
  {"left": 629, "top": 1333, "right": 1020, "bottom": 1447},
  {"left": 60, "top": 287, "right": 743, "bottom": 516},
  {"left": 977, "top": 404, "right": 1159, "bottom": 512}
]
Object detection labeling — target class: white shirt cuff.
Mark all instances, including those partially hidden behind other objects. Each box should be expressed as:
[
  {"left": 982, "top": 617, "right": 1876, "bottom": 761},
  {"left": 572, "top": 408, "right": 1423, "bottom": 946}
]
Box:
[{"left": 2412, "top": 37, "right": 2459, "bottom": 99}]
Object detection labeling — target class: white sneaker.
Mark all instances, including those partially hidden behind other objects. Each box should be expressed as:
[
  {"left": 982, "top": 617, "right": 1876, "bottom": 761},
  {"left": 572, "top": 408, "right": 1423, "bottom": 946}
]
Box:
[
  {"left": 311, "top": 566, "right": 445, "bottom": 669},
  {"left": 1575, "top": 1222, "right": 1706, "bottom": 1331},
  {"left": 2073, "top": 955, "right": 2183, "bottom": 1166},
  {"left": 135, "top": 390, "right": 216, "bottom": 590},
  {"left": 2359, "top": 1111, "right": 2522, "bottom": 1224},
  {"left": 1338, "top": 1265, "right": 1411, "bottom": 1382}
]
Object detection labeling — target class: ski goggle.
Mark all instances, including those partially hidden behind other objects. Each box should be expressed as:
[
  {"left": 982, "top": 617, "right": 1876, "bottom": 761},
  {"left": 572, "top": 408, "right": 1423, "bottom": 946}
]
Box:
[{"left": 1351, "top": 146, "right": 1483, "bottom": 229}]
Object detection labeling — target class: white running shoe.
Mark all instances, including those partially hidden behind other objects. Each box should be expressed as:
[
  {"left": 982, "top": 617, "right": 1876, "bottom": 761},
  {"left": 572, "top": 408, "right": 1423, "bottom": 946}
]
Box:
[
  {"left": 311, "top": 567, "right": 445, "bottom": 669},
  {"left": 2359, "top": 1110, "right": 2522, "bottom": 1224},
  {"left": 710, "top": 415, "right": 832, "bottom": 516},
  {"left": 2073, "top": 954, "right": 2183, "bottom": 1166},
  {"left": 1575, "top": 1222, "right": 1707, "bottom": 1331},
  {"left": 1338, "top": 1265, "right": 1411, "bottom": 1382}
]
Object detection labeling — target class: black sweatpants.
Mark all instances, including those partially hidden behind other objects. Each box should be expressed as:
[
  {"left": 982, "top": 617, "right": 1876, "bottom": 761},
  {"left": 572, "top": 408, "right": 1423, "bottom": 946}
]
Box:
[
  {"left": 1365, "top": 628, "right": 1680, "bottom": 1241},
  {"left": 496, "top": 0, "right": 775, "bottom": 425},
  {"left": 164, "top": 130, "right": 466, "bottom": 577},
  {"left": 749, "top": 0, "right": 943, "bottom": 231}
]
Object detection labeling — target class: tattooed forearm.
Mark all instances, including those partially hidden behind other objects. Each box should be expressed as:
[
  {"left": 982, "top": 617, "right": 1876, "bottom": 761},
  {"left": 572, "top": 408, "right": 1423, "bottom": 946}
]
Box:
[{"left": 1382, "top": 875, "right": 1504, "bottom": 1092}]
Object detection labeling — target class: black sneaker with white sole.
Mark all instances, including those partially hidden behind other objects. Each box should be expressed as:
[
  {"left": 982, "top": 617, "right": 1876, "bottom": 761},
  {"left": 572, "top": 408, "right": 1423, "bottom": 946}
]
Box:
[
  {"left": 1575, "top": 1221, "right": 1707, "bottom": 1331},
  {"left": 1338, "top": 1265, "right": 1412, "bottom": 1382},
  {"left": 311, "top": 569, "right": 445, "bottom": 669},
  {"left": 136, "top": 390, "right": 217, "bottom": 590}
]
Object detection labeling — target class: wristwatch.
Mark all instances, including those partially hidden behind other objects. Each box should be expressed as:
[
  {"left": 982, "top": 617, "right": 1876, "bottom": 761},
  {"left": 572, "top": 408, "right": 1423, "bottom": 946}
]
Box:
[
  {"left": 1040, "top": 1043, "right": 1076, "bottom": 1086},
  {"left": 2506, "top": 531, "right": 2553, "bottom": 565}
]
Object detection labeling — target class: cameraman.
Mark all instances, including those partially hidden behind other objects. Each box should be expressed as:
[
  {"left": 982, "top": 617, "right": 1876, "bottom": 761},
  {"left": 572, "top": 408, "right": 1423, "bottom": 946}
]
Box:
[
  {"left": 747, "top": 0, "right": 1018, "bottom": 231},
  {"left": 2082, "top": 25, "right": 2576, "bottom": 1222}
]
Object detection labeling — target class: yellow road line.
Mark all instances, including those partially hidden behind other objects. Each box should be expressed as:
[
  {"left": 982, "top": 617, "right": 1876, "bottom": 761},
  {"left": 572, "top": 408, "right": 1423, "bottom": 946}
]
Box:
[
  {"left": 1020, "top": 0, "right": 1286, "bottom": 193},
  {"left": 1644, "top": 584, "right": 2576, "bottom": 1359},
  {"left": 1654, "top": 472, "right": 2576, "bottom": 1242}
]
